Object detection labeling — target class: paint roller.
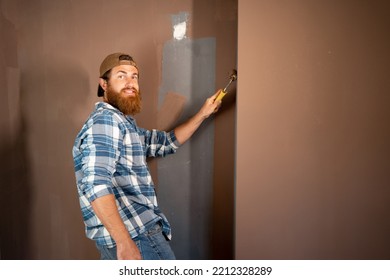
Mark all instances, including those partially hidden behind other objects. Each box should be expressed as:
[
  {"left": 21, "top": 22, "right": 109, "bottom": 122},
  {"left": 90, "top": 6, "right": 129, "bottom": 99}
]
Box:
[{"left": 215, "top": 69, "right": 237, "bottom": 102}]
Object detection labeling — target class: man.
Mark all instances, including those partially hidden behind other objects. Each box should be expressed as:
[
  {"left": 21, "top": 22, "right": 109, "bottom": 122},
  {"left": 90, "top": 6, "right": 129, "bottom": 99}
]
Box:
[{"left": 72, "top": 53, "right": 221, "bottom": 260}]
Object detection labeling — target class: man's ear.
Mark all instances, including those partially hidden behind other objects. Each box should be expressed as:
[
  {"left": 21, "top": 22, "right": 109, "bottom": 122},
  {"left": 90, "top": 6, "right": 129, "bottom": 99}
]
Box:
[{"left": 99, "top": 78, "right": 108, "bottom": 92}]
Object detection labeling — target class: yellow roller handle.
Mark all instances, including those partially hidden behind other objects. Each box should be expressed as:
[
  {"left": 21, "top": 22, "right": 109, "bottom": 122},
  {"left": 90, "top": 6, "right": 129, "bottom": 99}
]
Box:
[{"left": 215, "top": 89, "right": 227, "bottom": 102}]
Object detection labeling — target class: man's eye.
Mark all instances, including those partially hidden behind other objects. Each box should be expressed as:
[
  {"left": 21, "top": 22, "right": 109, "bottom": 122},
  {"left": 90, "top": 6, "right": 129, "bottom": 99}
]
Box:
[{"left": 118, "top": 75, "right": 125, "bottom": 79}]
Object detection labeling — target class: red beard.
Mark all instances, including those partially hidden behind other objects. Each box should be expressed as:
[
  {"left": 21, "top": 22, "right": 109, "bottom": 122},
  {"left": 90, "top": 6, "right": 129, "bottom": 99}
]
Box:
[{"left": 106, "top": 86, "right": 142, "bottom": 116}]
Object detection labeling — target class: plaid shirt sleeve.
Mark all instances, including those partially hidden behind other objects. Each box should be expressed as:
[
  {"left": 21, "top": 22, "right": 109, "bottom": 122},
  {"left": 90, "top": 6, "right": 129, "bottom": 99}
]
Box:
[
  {"left": 140, "top": 128, "right": 181, "bottom": 158},
  {"left": 75, "top": 112, "right": 123, "bottom": 203}
]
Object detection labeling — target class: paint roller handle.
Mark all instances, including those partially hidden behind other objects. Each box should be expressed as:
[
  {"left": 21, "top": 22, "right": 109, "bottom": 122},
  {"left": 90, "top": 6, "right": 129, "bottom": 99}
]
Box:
[
  {"left": 215, "top": 69, "right": 237, "bottom": 102},
  {"left": 215, "top": 89, "right": 227, "bottom": 102}
]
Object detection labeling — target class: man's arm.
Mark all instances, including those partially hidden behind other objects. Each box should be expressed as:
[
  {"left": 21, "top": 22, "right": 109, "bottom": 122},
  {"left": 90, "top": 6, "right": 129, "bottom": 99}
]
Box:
[
  {"left": 91, "top": 194, "right": 141, "bottom": 260},
  {"left": 174, "top": 90, "right": 222, "bottom": 145}
]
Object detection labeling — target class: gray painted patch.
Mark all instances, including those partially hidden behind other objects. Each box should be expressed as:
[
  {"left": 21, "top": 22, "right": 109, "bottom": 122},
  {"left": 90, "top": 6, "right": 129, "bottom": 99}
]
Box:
[
  {"left": 171, "top": 11, "right": 188, "bottom": 26},
  {"left": 171, "top": 12, "right": 188, "bottom": 41},
  {"left": 157, "top": 37, "right": 216, "bottom": 260}
]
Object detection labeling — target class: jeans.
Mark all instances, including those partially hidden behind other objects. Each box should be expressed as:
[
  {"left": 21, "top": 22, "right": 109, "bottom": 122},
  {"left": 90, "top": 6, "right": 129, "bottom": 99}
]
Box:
[{"left": 96, "top": 223, "right": 176, "bottom": 260}]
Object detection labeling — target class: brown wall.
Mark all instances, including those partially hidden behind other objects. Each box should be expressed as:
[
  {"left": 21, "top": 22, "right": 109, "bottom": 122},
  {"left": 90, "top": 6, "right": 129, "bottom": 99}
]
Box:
[
  {"left": 0, "top": 0, "right": 236, "bottom": 259},
  {"left": 236, "top": 0, "right": 390, "bottom": 259},
  {"left": 0, "top": 3, "right": 31, "bottom": 259},
  {"left": 192, "top": 0, "right": 237, "bottom": 260}
]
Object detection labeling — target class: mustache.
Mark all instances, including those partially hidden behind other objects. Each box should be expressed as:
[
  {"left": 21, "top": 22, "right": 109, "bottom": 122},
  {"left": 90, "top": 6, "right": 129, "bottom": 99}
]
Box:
[{"left": 121, "top": 86, "right": 139, "bottom": 94}]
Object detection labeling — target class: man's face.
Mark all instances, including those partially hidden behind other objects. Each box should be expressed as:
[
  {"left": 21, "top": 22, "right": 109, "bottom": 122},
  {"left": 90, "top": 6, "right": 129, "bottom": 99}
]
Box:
[{"left": 103, "top": 64, "right": 142, "bottom": 115}]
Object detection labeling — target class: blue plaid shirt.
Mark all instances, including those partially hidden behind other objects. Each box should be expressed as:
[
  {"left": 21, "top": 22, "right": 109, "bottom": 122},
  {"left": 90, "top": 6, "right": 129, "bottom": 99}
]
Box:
[{"left": 72, "top": 102, "right": 180, "bottom": 247}]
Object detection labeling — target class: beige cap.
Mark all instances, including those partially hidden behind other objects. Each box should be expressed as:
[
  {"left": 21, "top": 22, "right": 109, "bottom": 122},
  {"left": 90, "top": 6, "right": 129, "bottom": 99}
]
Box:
[{"left": 97, "top": 53, "right": 138, "bottom": 96}]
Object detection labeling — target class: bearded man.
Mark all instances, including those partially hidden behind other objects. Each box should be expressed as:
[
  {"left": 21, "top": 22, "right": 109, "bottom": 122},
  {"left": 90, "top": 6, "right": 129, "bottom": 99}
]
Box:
[{"left": 72, "top": 53, "right": 221, "bottom": 260}]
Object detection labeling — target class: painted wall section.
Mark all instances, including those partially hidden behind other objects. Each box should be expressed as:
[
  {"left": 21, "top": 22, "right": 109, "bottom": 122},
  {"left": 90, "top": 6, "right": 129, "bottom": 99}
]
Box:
[
  {"left": 236, "top": 0, "right": 390, "bottom": 259},
  {"left": 158, "top": 35, "right": 216, "bottom": 259},
  {"left": 172, "top": 12, "right": 188, "bottom": 41}
]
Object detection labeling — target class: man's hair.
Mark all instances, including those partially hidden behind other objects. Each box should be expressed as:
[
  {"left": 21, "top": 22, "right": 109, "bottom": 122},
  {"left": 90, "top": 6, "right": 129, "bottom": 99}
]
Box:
[{"left": 97, "top": 70, "right": 111, "bottom": 97}]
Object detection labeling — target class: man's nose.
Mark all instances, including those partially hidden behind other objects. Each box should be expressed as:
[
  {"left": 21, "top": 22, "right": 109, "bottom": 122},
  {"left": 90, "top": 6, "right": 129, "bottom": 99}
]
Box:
[{"left": 125, "top": 77, "right": 137, "bottom": 87}]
